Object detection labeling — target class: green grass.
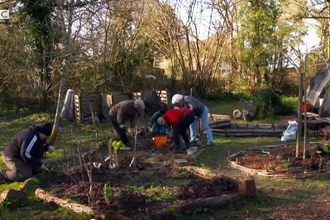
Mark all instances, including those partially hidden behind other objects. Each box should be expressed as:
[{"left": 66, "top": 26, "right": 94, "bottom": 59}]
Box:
[{"left": 203, "top": 99, "right": 242, "bottom": 116}]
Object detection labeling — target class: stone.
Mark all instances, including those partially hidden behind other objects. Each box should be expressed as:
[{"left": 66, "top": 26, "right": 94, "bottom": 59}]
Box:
[
  {"left": 174, "top": 159, "right": 188, "bottom": 164},
  {"left": 187, "top": 147, "right": 198, "bottom": 155}
]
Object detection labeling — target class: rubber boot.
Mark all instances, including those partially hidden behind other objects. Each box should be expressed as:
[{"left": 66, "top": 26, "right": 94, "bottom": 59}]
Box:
[
  {"left": 172, "top": 145, "right": 184, "bottom": 154},
  {"left": 185, "top": 143, "right": 191, "bottom": 150}
]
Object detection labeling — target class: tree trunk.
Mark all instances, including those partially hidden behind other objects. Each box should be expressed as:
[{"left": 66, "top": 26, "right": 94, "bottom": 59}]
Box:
[{"left": 49, "top": 0, "right": 73, "bottom": 144}]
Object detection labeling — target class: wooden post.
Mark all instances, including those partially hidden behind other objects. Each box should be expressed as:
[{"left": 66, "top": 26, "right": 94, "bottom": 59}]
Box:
[
  {"left": 303, "top": 72, "right": 307, "bottom": 159},
  {"left": 296, "top": 71, "right": 303, "bottom": 158}
]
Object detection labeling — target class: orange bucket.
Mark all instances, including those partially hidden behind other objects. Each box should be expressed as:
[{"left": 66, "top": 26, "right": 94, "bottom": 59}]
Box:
[{"left": 153, "top": 136, "right": 167, "bottom": 148}]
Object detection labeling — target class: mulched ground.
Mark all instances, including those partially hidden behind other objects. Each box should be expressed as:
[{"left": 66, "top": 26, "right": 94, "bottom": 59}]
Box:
[
  {"left": 235, "top": 143, "right": 330, "bottom": 174},
  {"left": 40, "top": 131, "right": 238, "bottom": 219}
]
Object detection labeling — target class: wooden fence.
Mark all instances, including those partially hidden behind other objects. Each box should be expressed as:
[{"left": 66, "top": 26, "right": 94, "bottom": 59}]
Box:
[{"left": 74, "top": 90, "right": 169, "bottom": 123}]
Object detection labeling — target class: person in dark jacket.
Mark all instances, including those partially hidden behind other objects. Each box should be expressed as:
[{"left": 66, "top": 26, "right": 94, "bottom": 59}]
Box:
[
  {"left": 157, "top": 108, "right": 195, "bottom": 154},
  {"left": 0, "top": 122, "right": 54, "bottom": 183},
  {"left": 109, "top": 99, "right": 145, "bottom": 150},
  {"left": 172, "top": 94, "right": 214, "bottom": 146},
  {"left": 148, "top": 109, "right": 167, "bottom": 135}
]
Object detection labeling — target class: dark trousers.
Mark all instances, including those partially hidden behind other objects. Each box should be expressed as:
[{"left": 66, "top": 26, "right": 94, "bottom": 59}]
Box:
[
  {"left": 110, "top": 116, "right": 128, "bottom": 145},
  {"left": 173, "top": 111, "right": 195, "bottom": 149},
  {"left": 0, "top": 155, "right": 43, "bottom": 182}
]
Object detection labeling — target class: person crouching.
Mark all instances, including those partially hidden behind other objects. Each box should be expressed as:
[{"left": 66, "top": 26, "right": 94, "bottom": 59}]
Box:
[
  {"left": 0, "top": 122, "right": 54, "bottom": 183},
  {"left": 157, "top": 108, "right": 195, "bottom": 154},
  {"left": 148, "top": 108, "right": 167, "bottom": 135}
]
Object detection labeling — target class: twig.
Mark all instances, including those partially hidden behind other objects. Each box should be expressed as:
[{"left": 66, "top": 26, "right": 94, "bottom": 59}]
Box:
[
  {"left": 132, "top": 124, "right": 139, "bottom": 168},
  {"left": 216, "top": 162, "right": 222, "bottom": 176},
  {"left": 90, "top": 103, "right": 98, "bottom": 141}
]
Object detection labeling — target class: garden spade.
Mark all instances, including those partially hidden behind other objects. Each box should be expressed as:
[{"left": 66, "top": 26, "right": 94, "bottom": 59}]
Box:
[{"left": 126, "top": 130, "right": 145, "bottom": 149}]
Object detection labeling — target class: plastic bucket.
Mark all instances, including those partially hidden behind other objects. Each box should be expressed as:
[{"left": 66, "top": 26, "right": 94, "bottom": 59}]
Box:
[{"left": 153, "top": 136, "right": 167, "bottom": 148}]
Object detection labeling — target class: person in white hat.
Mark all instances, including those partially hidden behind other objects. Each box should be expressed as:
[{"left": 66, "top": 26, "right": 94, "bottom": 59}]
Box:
[
  {"left": 109, "top": 99, "right": 145, "bottom": 150},
  {"left": 172, "top": 94, "right": 214, "bottom": 146}
]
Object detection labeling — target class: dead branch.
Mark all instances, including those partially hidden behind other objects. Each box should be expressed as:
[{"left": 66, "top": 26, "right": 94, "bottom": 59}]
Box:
[{"left": 35, "top": 188, "right": 106, "bottom": 219}]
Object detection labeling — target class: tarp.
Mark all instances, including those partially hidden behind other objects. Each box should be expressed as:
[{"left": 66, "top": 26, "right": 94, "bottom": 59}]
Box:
[
  {"left": 319, "top": 89, "right": 330, "bottom": 117},
  {"left": 306, "top": 60, "right": 330, "bottom": 106}
]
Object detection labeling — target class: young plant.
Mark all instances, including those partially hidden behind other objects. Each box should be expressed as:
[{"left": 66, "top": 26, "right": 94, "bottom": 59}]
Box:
[
  {"left": 282, "top": 158, "right": 293, "bottom": 174},
  {"left": 103, "top": 184, "right": 113, "bottom": 201},
  {"left": 276, "top": 155, "right": 282, "bottom": 161},
  {"left": 112, "top": 140, "right": 123, "bottom": 168},
  {"left": 304, "top": 169, "right": 309, "bottom": 174},
  {"left": 323, "top": 145, "right": 329, "bottom": 153},
  {"left": 268, "top": 164, "right": 276, "bottom": 171}
]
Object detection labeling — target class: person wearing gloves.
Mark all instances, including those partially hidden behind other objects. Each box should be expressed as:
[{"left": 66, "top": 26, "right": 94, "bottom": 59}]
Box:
[
  {"left": 172, "top": 94, "right": 214, "bottom": 146},
  {"left": 148, "top": 108, "right": 167, "bottom": 135},
  {"left": 109, "top": 99, "right": 145, "bottom": 150},
  {"left": 157, "top": 108, "right": 195, "bottom": 154},
  {"left": 0, "top": 122, "right": 55, "bottom": 183}
]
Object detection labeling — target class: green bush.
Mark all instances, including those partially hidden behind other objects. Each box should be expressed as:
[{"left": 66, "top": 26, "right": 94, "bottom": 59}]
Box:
[
  {"left": 255, "top": 88, "right": 295, "bottom": 119},
  {"left": 204, "top": 90, "right": 252, "bottom": 101}
]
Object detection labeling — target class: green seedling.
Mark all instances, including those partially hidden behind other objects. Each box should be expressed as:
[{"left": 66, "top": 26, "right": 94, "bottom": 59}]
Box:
[
  {"left": 323, "top": 145, "right": 329, "bottom": 153},
  {"left": 112, "top": 140, "right": 123, "bottom": 151},
  {"left": 103, "top": 184, "right": 113, "bottom": 201},
  {"left": 276, "top": 155, "right": 282, "bottom": 161},
  {"left": 262, "top": 154, "right": 268, "bottom": 158},
  {"left": 283, "top": 162, "right": 292, "bottom": 169},
  {"left": 304, "top": 169, "right": 308, "bottom": 174},
  {"left": 111, "top": 140, "right": 123, "bottom": 168},
  {"left": 268, "top": 165, "right": 276, "bottom": 171},
  {"left": 327, "top": 160, "right": 330, "bottom": 166}
]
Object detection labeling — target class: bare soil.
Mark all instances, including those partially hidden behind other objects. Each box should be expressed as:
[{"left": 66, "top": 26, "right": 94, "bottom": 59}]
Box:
[{"left": 40, "top": 132, "right": 238, "bottom": 219}]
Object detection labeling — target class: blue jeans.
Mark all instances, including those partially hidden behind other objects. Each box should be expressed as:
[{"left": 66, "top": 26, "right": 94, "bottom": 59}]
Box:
[
  {"left": 153, "top": 124, "right": 167, "bottom": 135},
  {"left": 190, "top": 105, "right": 214, "bottom": 143}
]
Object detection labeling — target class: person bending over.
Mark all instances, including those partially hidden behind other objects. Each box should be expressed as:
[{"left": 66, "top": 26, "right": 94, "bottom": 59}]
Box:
[
  {"left": 172, "top": 94, "right": 214, "bottom": 146},
  {"left": 157, "top": 108, "right": 195, "bottom": 154},
  {"left": 109, "top": 99, "right": 145, "bottom": 150}
]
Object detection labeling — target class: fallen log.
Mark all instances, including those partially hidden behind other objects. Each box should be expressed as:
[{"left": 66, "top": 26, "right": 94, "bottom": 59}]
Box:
[
  {"left": 230, "top": 123, "right": 285, "bottom": 130},
  {"left": 211, "top": 129, "right": 284, "bottom": 134},
  {"left": 212, "top": 131, "right": 282, "bottom": 137},
  {"left": 209, "top": 122, "right": 231, "bottom": 129},
  {"left": 182, "top": 166, "right": 216, "bottom": 179},
  {"left": 0, "top": 189, "right": 27, "bottom": 204},
  {"left": 209, "top": 119, "right": 231, "bottom": 126},
  {"left": 152, "top": 193, "right": 241, "bottom": 217},
  {"left": 173, "top": 193, "right": 241, "bottom": 212},
  {"left": 35, "top": 188, "right": 105, "bottom": 218},
  {"left": 35, "top": 188, "right": 131, "bottom": 220}
]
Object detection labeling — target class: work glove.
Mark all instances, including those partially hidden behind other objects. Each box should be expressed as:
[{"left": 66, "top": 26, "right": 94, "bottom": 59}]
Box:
[
  {"left": 127, "top": 128, "right": 133, "bottom": 135},
  {"left": 119, "top": 124, "right": 126, "bottom": 130},
  {"left": 48, "top": 145, "right": 54, "bottom": 153},
  {"left": 40, "top": 164, "right": 47, "bottom": 171}
]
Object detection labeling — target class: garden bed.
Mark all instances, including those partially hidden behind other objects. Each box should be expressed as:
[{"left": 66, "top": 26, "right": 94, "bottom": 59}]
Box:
[
  {"left": 39, "top": 132, "right": 240, "bottom": 219},
  {"left": 228, "top": 142, "right": 330, "bottom": 179}
]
